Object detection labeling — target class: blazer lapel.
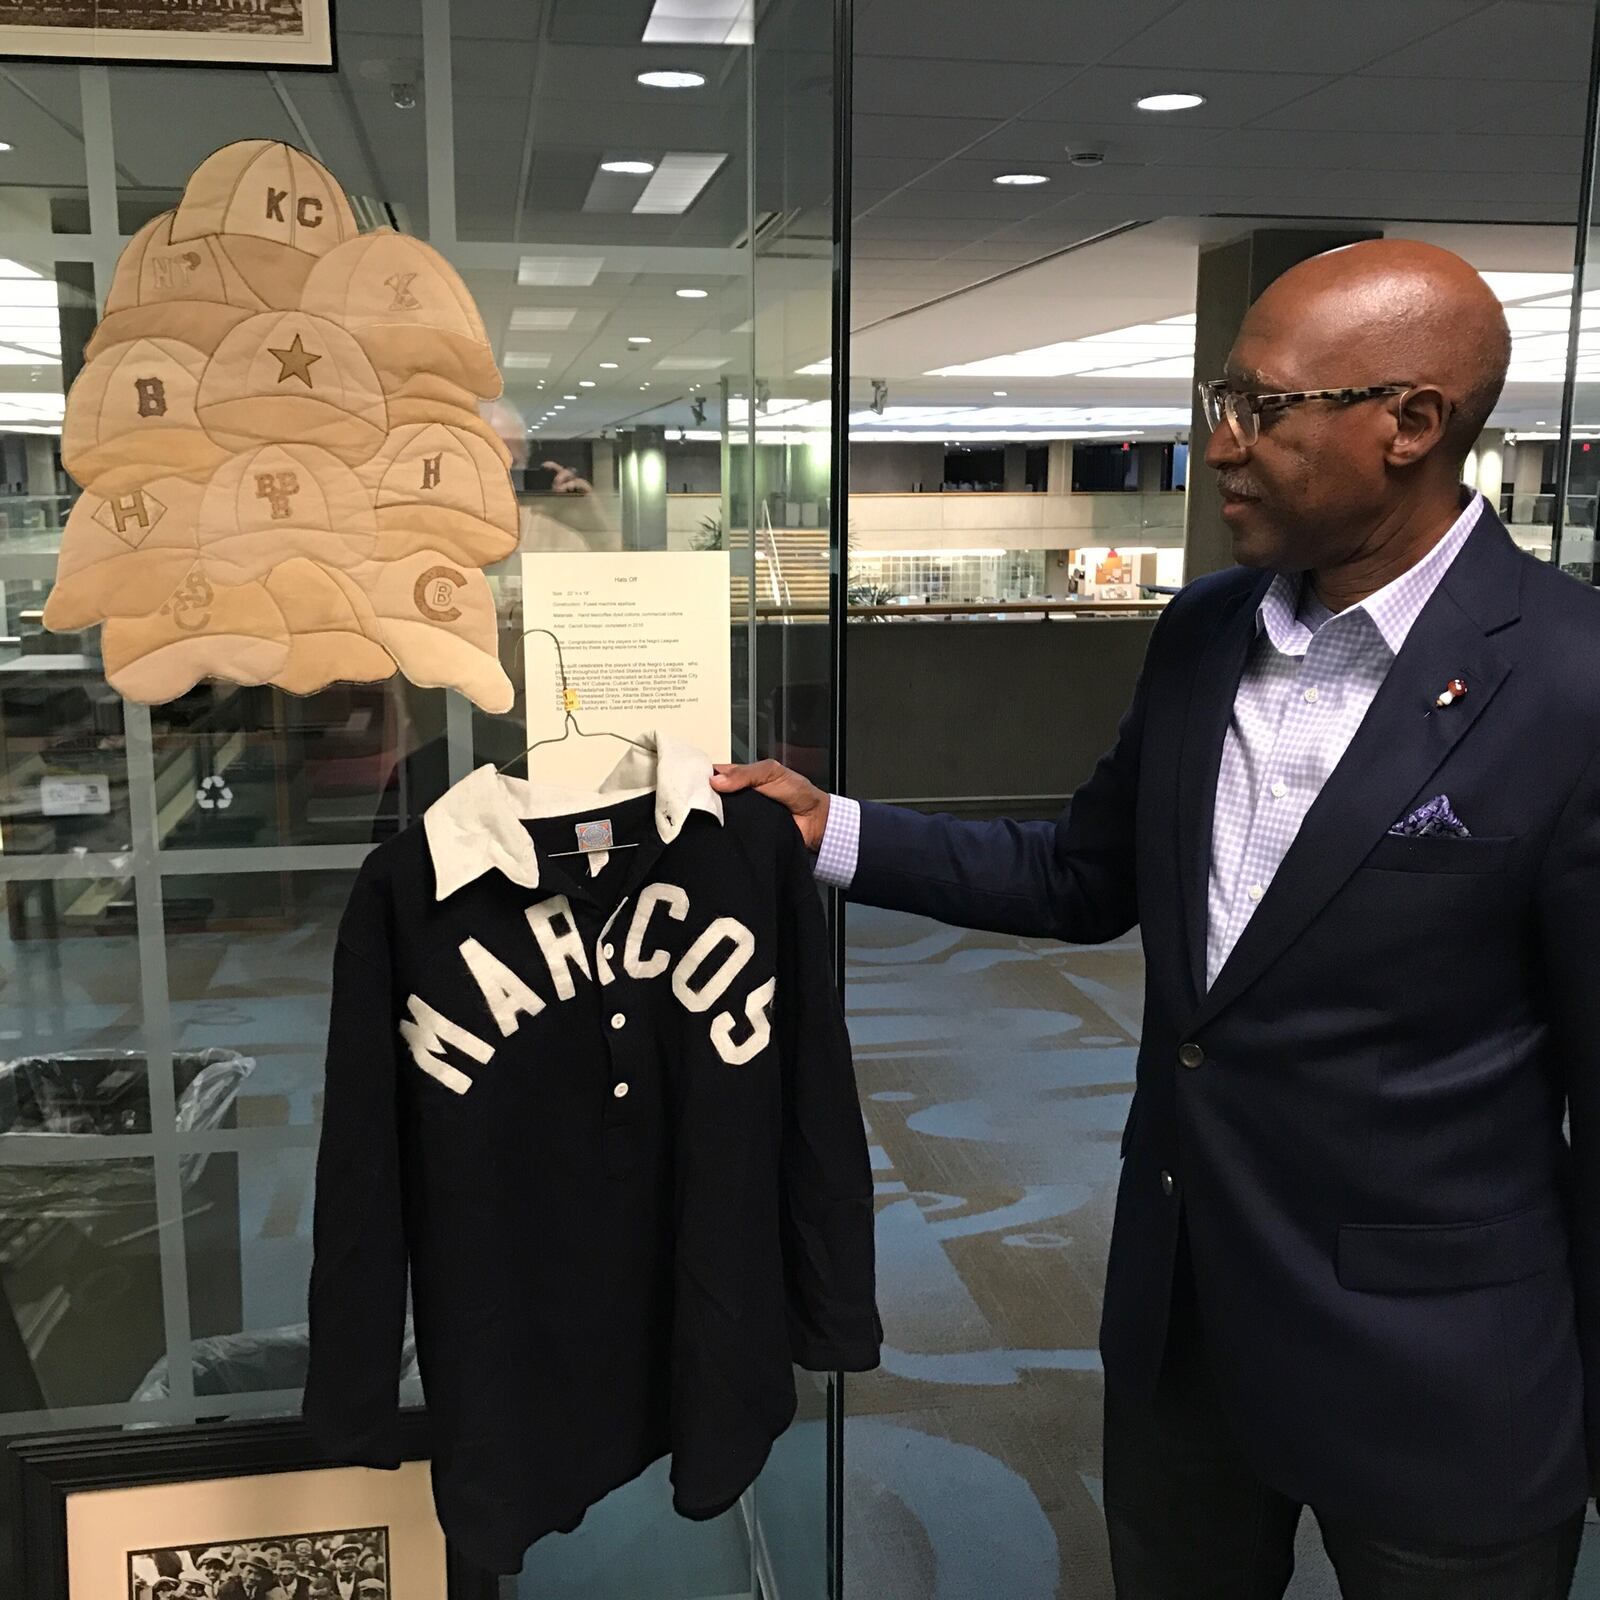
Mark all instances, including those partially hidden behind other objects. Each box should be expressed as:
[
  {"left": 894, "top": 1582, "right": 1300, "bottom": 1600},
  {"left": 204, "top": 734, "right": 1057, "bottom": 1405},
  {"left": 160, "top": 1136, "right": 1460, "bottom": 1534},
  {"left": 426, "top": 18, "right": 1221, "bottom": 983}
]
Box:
[
  {"left": 1191, "top": 512, "right": 1524, "bottom": 1031},
  {"left": 1176, "top": 572, "right": 1271, "bottom": 1003}
]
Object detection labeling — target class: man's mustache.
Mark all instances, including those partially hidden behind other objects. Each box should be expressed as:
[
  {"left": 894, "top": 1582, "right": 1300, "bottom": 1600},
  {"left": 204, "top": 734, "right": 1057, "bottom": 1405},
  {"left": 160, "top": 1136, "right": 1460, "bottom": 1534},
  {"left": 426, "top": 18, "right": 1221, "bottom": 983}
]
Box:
[{"left": 1216, "top": 473, "right": 1262, "bottom": 498}]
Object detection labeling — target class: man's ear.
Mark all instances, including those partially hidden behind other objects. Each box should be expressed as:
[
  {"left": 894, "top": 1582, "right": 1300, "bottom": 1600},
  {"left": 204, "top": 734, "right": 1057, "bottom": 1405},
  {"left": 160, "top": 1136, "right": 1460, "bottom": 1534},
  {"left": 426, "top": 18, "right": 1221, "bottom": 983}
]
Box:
[{"left": 1384, "top": 385, "right": 1451, "bottom": 468}]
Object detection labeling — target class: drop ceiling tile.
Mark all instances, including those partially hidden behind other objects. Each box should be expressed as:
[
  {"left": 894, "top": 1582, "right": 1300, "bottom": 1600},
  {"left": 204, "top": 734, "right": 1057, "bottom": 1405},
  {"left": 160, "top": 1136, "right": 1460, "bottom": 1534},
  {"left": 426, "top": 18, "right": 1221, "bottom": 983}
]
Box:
[
  {"left": 854, "top": 113, "right": 1005, "bottom": 160},
  {"left": 1252, "top": 73, "right": 1584, "bottom": 135},
  {"left": 1364, "top": 0, "right": 1594, "bottom": 80},
  {"left": 854, "top": 57, "right": 1079, "bottom": 119},
  {"left": 854, "top": 0, "right": 1173, "bottom": 61},
  {"left": 1105, "top": 0, "right": 1480, "bottom": 75}
]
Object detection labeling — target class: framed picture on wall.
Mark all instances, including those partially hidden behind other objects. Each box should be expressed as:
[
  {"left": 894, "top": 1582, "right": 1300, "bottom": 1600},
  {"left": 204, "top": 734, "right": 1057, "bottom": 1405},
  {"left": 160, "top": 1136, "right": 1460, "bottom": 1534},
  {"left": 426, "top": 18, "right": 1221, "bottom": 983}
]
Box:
[
  {"left": 0, "top": 2, "right": 335, "bottom": 70},
  {"left": 6, "top": 1412, "right": 498, "bottom": 1600}
]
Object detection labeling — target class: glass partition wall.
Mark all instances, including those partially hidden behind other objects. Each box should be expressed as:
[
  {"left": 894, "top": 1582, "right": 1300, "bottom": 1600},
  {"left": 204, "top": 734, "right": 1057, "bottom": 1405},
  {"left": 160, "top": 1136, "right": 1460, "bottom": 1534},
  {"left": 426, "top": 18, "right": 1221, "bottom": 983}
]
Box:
[{"left": 0, "top": 3, "right": 847, "bottom": 1596}]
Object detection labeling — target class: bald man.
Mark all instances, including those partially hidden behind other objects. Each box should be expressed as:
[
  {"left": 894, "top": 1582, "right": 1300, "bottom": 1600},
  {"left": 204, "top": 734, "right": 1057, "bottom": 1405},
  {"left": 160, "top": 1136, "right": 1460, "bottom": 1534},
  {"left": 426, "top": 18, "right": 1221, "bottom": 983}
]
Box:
[{"left": 714, "top": 240, "right": 1600, "bottom": 1597}]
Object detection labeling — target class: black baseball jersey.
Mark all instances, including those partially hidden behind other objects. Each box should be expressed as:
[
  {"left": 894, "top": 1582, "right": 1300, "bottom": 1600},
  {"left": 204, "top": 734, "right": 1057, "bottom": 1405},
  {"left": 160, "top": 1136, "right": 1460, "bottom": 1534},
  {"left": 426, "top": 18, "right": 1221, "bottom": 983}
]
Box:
[{"left": 302, "top": 737, "right": 880, "bottom": 1573}]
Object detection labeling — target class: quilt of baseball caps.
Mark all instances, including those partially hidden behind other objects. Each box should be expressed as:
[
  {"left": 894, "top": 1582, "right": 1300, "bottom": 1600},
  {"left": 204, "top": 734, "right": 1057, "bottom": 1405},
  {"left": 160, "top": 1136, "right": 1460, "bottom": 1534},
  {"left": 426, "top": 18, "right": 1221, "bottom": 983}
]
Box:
[{"left": 46, "top": 139, "right": 519, "bottom": 713}]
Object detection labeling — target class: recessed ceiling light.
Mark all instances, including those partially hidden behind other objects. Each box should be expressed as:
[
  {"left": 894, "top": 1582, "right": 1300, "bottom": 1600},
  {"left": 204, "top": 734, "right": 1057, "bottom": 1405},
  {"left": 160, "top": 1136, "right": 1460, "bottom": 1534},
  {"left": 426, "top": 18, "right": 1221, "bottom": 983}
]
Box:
[
  {"left": 993, "top": 390, "right": 1008, "bottom": 396},
  {"left": 628, "top": 336, "right": 652, "bottom": 344},
  {"left": 579, "top": 380, "right": 596, "bottom": 388},
  {"left": 993, "top": 173, "right": 1049, "bottom": 186},
  {"left": 0, "top": 143, "right": 13, "bottom": 155},
  {"left": 638, "top": 69, "right": 705, "bottom": 89},
  {"left": 600, "top": 361, "right": 620, "bottom": 369},
  {"left": 640, "top": 383, "right": 651, "bottom": 389},
  {"left": 600, "top": 159, "right": 656, "bottom": 175},
  {"left": 553, "top": 404, "right": 566, "bottom": 410},
  {"left": 1136, "top": 92, "right": 1206, "bottom": 112},
  {"left": 563, "top": 393, "right": 577, "bottom": 399},
  {"left": 676, "top": 287, "right": 709, "bottom": 299}
]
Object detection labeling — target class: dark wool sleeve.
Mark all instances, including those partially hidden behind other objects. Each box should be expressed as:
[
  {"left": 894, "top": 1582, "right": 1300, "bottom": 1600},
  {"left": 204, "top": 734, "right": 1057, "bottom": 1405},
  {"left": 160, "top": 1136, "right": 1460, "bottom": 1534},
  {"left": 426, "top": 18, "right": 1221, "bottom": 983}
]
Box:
[
  {"left": 775, "top": 826, "right": 883, "bottom": 1372},
  {"left": 303, "top": 868, "right": 409, "bottom": 1467}
]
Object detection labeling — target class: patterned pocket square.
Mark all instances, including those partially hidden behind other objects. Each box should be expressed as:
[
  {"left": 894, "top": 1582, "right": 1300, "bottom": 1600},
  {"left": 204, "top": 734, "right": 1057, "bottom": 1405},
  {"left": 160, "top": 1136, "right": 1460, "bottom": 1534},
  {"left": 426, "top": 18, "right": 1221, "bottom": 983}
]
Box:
[{"left": 1390, "top": 794, "right": 1471, "bottom": 839}]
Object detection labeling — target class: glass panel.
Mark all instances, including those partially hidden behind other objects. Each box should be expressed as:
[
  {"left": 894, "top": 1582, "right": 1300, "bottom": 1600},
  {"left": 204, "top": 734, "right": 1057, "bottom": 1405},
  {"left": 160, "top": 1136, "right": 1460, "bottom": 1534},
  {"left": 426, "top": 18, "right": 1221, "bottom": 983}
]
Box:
[
  {"left": 181, "top": 1144, "right": 322, "bottom": 1402},
  {"left": 0, "top": 64, "right": 89, "bottom": 235},
  {"left": 0, "top": 874, "right": 142, "bottom": 1063},
  {"left": 149, "top": 682, "right": 452, "bottom": 850},
  {"left": 0, "top": 1156, "right": 164, "bottom": 1411},
  {"left": 164, "top": 870, "right": 356, "bottom": 1131}
]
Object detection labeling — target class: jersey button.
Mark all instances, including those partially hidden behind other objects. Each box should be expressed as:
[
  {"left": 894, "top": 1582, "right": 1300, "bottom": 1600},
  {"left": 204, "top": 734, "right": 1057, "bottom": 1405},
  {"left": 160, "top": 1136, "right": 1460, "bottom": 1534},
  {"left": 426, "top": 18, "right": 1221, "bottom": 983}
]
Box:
[
  {"left": 610, "top": 1012, "right": 626, "bottom": 1030},
  {"left": 1178, "top": 1042, "right": 1205, "bottom": 1070},
  {"left": 603, "top": 943, "right": 616, "bottom": 961},
  {"left": 613, "top": 1082, "right": 630, "bottom": 1099}
]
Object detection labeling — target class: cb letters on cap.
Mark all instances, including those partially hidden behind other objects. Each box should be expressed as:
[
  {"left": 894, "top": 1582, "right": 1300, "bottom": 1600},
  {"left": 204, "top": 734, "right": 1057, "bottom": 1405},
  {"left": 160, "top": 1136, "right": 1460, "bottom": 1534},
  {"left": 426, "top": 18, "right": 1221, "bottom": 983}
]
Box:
[{"left": 46, "top": 139, "right": 519, "bottom": 712}]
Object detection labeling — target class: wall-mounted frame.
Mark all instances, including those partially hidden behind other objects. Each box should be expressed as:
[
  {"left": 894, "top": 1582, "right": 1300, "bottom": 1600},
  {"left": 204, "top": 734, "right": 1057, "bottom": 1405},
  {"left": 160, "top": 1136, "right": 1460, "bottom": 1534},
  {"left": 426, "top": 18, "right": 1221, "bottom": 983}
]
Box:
[
  {"left": 0, "top": 2, "right": 335, "bottom": 70},
  {"left": 7, "top": 1410, "right": 497, "bottom": 1600}
]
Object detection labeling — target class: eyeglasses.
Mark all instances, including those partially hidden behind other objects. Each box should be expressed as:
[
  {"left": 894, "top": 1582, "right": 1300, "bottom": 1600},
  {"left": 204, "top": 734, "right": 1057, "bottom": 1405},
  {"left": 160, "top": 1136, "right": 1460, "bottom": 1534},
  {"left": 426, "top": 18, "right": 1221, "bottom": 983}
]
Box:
[{"left": 1199, "top": 379, "right": 1412, "bottom": 447}]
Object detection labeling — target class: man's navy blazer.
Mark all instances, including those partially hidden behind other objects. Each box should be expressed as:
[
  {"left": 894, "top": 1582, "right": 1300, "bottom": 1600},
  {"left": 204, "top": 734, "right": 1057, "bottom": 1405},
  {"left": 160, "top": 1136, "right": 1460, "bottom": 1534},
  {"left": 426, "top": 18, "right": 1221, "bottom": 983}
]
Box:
[{"left": 848, "top": 509, "right": 1600, "bottom": 1543}]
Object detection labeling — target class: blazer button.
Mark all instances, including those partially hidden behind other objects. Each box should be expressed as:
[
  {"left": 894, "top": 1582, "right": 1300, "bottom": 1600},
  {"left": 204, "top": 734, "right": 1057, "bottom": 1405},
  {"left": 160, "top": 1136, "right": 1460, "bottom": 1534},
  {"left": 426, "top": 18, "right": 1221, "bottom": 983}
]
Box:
[
  {"left": 1178, "top": 1042, "right": 1206, "bottom": 1070},
  {"left": 1161, "top": 1170, "right": 1176, "bottom": 1197}
]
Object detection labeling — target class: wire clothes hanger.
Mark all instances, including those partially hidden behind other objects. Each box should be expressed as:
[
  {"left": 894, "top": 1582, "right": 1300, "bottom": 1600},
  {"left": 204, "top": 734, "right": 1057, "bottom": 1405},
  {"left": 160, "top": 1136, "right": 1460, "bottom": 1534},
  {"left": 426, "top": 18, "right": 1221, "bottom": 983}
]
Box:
[{"left": 499, "top": 626, "right": 655, "bottom": 858}]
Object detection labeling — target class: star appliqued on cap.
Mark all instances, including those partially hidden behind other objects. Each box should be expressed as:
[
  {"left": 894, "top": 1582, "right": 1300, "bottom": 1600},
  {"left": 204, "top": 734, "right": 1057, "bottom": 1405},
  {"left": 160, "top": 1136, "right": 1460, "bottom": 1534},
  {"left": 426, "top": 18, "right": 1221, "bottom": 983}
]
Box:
[{"left": 268, "top": 331, "right": 321, "bottom": 387}]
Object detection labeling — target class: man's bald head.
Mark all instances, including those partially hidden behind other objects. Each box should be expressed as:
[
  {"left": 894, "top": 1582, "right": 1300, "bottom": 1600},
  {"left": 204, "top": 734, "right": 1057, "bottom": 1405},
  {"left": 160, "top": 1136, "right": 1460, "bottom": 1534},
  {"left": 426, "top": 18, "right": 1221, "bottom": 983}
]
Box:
[{"left": 1240, "top": 239, "right": 1510, "bottom": 462}]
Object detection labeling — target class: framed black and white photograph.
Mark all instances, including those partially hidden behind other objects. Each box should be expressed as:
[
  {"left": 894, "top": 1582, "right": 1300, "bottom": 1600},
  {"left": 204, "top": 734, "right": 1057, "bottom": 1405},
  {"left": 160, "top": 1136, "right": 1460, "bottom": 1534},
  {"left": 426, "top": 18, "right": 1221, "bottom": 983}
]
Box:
[
  {"left": 6, "top": 1413, "right": 497, "bottom": 1600},
  {"left": 0, "top": 1, "right": 335, "bottom": 69}
]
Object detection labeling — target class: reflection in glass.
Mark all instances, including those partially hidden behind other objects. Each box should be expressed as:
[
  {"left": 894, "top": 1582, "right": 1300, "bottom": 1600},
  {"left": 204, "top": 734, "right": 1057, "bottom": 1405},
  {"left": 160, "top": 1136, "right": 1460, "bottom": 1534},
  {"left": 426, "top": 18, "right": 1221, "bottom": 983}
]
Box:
[
  {"left": 164, "top": 870, "right": 353, "bottom": 1130},
  {"left": 0, "top": 876, "right": 141, "bottom": 1057},
  {"left": 0, "top": 1157, "right": 164, "bottom": 1411}
]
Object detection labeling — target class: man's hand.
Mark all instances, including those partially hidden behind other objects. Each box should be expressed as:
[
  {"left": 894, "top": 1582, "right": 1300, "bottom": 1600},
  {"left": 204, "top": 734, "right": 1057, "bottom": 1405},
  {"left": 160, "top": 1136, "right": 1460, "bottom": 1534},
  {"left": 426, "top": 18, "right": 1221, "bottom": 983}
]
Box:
[{"left": 710, "top": 760, "right": 831, "bottom": 852}]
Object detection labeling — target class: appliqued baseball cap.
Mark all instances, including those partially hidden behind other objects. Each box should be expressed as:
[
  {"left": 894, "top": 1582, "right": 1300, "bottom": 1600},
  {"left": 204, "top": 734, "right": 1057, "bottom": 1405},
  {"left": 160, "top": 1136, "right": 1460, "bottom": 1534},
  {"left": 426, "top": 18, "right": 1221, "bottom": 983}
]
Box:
[
  {"left": 62, "top": 335, "right": 230, "bottom": 494},
  {"left": 360, "top": 421, "right": 519, "bottom": 566},
  {"left": 265, "top": 557, "right": 396, "bottom": 694},
  {"left": 350, "top": 547, "right": 513, "bottom": 712},
  {"left": 301, "top": 229, "right": 502, "bottom": 399},
  {"left": 197, "top": 311, "right": 389, "bottom": 467},
  {"left": 173, "top": 139, "right": 358, "bottom": 258},
  {"left": 101, "top": 562, "right": 291, "bottom": 703},
  {"left": 43, "top": 475, "right": 205, "bottom": 630},
  {"left": 87, "top": 210, "right": 265, "bottom": 360},
  {"left": 378, "top": 372, "right": 514, "bottom": 464},
  {"left": 198, "top": 442, "right": 378, "bottom": 582}
]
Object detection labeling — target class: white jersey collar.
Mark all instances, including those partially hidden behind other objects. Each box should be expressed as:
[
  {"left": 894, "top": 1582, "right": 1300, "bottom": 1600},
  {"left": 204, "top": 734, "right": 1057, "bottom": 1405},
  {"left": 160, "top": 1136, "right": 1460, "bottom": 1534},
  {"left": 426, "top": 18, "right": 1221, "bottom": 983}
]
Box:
[{"left": 424, "top": 731, "right": 724, "bottom": 900}]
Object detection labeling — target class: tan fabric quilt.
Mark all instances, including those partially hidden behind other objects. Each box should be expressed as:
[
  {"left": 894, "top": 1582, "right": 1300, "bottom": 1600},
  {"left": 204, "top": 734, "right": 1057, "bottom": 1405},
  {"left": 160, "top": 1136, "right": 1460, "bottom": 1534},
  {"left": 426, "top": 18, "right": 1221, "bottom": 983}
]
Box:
[{"left": 46, "top": 138, "right": 518, "bottom": 712}]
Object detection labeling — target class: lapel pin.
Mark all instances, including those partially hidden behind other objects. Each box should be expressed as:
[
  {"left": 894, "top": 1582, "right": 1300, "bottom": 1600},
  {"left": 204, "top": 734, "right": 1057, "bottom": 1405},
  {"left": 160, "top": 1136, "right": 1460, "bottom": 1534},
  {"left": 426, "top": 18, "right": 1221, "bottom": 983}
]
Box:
[{"left": 1434, "top": 677, "right": 1467, "bottom": 710}]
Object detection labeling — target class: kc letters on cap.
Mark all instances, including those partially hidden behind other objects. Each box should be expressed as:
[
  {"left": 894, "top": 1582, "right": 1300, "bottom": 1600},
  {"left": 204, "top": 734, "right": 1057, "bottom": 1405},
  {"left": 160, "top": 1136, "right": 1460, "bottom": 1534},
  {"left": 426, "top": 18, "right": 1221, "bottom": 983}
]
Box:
[{"left": 45, "top": 139, "right": 518, "bottom": 711}]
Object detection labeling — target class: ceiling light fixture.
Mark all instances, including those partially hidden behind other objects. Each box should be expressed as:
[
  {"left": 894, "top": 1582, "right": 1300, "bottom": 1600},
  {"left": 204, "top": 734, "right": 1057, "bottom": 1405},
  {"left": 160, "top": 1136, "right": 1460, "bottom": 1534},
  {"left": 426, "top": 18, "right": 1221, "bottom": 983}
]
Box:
[
  {"left": 600, "top": 361, "right": 620, "bottom": 369},
  {"left": 1136, "top": 92, "right": 1206, "bottom": 112},
  {"left": 676, "top": 288, "right": 709, "bottom": 299},
  {"left": 993, "top": 173, "right": 1049, "bottom": 186},
  {"left": 633, "top": 152, "right": 728, "bottom": 215},
  {"left": 563, "top": 393, "right": 577, "bottom": 399},
  {"left": 0, "top": 143, "right": 13, "bottom": 154},
  {"left": 579, "top": 380, "right": 596, "bottom": 388},
  {"left": 628, "top": 336, "right": 652, "bottom": 344},
  {"left": 600, "top": 159, "right": 656, "bottom": 175},
  {"left": 643, "top": 0, "right": 753, "bottom": 45},
  {"left": 637, "top": 70, "right": 705, "bottom": 89}
]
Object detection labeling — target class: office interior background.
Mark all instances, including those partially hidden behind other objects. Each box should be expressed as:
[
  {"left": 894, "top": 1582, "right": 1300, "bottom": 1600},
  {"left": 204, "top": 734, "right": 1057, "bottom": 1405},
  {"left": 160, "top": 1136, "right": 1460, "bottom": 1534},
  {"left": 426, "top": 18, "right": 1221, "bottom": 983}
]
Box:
[{"left": 2, "top": 1, "right": 1600, "bottom": 1597}]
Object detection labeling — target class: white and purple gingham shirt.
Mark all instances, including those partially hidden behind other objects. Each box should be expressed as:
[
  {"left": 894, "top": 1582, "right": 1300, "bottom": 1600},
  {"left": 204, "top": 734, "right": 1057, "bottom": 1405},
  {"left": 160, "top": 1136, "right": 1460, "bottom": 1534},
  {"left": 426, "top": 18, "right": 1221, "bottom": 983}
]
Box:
[{"left": 815, "top": 494, "right": 1483, "bottom": 991}]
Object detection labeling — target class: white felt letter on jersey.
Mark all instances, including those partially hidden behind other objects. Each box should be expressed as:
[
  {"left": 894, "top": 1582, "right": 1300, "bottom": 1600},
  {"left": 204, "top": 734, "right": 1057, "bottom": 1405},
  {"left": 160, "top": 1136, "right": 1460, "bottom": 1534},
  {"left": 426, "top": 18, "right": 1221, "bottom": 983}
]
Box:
[
  {"left": 625, "top": 882, "right": 690, "bottom": 980},
  {"left": 400, "top": 993, "right": 495, "bottom": 1094},
  {"left": 526, "top": 894, "right": 592, "bottom": 1001},
  {"left": 459, "top": 936, "right": 547, "bottom": 1036},
  {"left": 710, "top": 975, "right": 776, "bottom": 1066},
  {"left": 673, "top": 916, "right": 756, "bottom": 1014}
]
